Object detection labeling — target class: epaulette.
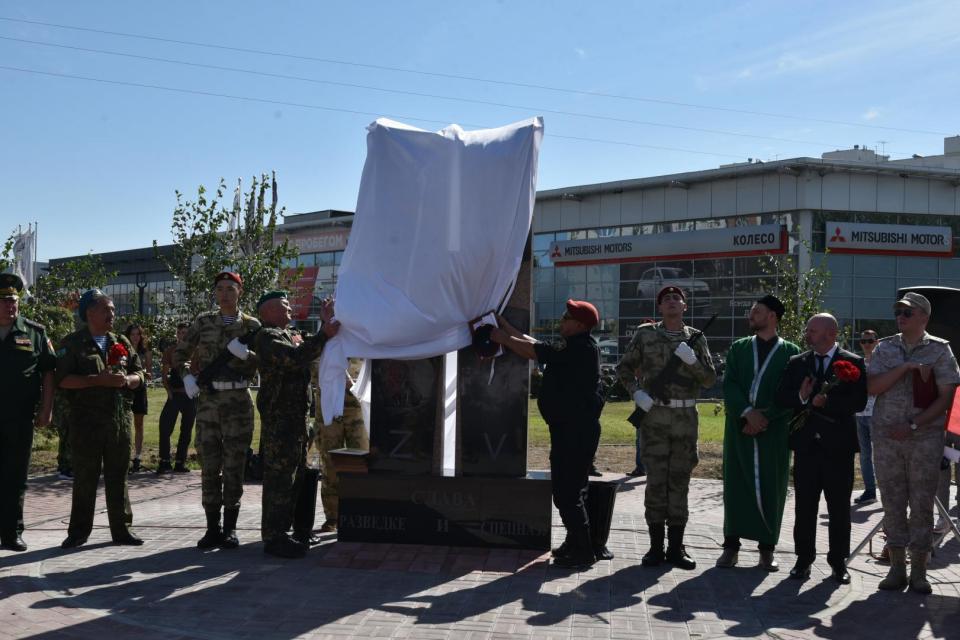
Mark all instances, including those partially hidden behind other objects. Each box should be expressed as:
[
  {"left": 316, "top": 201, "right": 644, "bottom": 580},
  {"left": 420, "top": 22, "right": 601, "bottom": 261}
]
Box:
[
  {"left": 926, "top": 334, "right": 951, "bottom": 344},
  {"left": 636, "top": 322, "right": 657, "bottom": 332},
  {"left": 22, "top": 318, "right": 46, "bottom": 331},
  {"left": 877, "top": 335, "right": 894, "bottom": 343}
]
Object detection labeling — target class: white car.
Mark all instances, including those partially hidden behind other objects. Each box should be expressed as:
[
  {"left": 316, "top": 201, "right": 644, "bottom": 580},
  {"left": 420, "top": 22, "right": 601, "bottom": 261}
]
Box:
[{"left": 635, "top": 267, "right": 712, "bottom": 312}]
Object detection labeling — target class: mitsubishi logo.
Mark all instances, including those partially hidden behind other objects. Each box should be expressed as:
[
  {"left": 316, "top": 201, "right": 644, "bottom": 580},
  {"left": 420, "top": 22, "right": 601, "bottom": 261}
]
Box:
[
  {"left": 550, "top": 244, "right": 562, "bottom": 259},
  {"left": 830, "top": 226, "right": 846, "bottom": 243}
]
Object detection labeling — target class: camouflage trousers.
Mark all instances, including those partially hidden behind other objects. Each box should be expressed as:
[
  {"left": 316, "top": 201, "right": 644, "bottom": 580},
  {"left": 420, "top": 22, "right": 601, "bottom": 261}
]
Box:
[
  {"left": 874, "top": 432, "right": 943, "bottom": 552},
  {"left": 640, "top": 406, "right": 699, "bottom": 526},
  {"left": 196, "top": 389, "right": 254, "bottom": 511},
  {"left": 260, "top": 414, "right": 308, "bottom": 541},
  {"left": 319, "top": 403, "right": 368, "bottom": 523},
  {"left": 67, "top": 416, "right": 133, "bottom": 539}
]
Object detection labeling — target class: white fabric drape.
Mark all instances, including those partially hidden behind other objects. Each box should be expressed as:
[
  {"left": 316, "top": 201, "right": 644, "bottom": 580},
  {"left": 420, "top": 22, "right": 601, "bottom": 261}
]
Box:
[{"left": 317, "top": 116, "right": 543, "bottom": 426}]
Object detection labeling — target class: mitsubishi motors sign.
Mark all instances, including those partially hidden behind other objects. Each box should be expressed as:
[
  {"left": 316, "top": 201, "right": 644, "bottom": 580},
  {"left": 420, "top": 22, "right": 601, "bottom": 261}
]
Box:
[
  {"left": 826, "top": 221, "right": 953, "bottom": 257},
  {"left": 549, "top": 224, "right": 787, "bottom": 266}
]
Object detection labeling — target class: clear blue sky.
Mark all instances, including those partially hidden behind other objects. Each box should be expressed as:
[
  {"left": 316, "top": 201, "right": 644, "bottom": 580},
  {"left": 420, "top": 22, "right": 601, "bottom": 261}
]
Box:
[{"left": 2, "top": 0, "right": 958, "bottom": 261}]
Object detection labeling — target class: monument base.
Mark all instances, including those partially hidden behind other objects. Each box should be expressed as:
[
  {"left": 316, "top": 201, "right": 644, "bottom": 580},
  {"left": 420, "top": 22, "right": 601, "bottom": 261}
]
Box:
[{"left": 338, "top": 472, "right": 552, "bottom": 550}]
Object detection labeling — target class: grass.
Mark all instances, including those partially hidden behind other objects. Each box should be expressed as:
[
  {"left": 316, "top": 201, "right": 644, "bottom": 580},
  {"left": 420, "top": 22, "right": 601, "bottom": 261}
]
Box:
[{"left": 31, "top": 388, "right": 725, "bottom": 474}]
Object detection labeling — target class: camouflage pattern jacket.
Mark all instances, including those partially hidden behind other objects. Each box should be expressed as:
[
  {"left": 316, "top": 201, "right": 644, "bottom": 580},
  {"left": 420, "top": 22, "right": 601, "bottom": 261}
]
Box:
[
  {"left": 172, "top": 311, "right": 260, "bottom": 383},
  {"left": 255, "top": 327, "right": 329, "bottom": 419},
  {"left": 615, "top": 321, "right": 716, "bottom": 400},
  {"left": 54, "top": 328, "right": 145, "bottom": 415}
]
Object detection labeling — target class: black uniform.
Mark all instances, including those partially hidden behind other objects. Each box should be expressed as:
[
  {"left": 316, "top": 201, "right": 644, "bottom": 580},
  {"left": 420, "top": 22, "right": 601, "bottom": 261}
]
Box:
[
  {"left": 0, "top": 316, "right": 56, "bottom": 546},
  {"left": 533, "top": 332, "right": 604, "bottom": 537}
]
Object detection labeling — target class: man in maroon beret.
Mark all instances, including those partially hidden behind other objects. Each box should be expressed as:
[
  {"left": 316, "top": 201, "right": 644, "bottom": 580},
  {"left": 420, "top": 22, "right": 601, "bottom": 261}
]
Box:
[
  {"left": 616, "top": 284, "right": 716, "bottom": 570},
  {"left": 491, "top": 299, "right": 605, "bottom": 569}
]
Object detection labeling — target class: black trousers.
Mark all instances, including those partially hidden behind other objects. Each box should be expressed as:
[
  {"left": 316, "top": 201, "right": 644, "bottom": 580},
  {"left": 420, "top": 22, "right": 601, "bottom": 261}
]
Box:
[
  {"left": 548, "top": 419, "right": 601, "bottom": 531},
  {"left": 793, "top": 448, "right": 854, "bottom": 567},
  {"left": 158, "top": 392, "right": 197, "bottom": 463},
  {"left": 0, "top": 418, "right": 33, "bottom": 539}
]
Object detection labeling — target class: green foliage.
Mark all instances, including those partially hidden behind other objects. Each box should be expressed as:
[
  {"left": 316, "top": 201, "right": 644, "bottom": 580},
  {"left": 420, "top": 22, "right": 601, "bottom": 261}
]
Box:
[
  {"left": 156, "top": 173, "right": 300, "bottom": 317},
  {"left": 760, "top": 240, "right": 848, "bottom": 347}
]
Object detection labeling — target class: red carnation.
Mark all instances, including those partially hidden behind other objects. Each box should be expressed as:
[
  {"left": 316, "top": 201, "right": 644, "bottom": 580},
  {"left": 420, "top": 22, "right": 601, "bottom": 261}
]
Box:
[
  {"left": 832, "top": 360, "right": 861, "bottom": 383},
  {"left": 107, "top": 343, "right": 129, "bottom": 367}
]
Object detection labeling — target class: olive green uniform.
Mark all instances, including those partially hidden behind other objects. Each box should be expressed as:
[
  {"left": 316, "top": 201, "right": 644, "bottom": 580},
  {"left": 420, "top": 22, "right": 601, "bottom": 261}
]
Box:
[
  {"left": 616, "top": 322, "right": 716, "bottom": 526},
  {"left": 254, "top": 327, "right": 329, "bottom": 542},
  {"left": 55, "top": 329, "right": 144, "bottom": 540},
  {"left": 0, "top": 316, "right": 56, "bottom": 543}
]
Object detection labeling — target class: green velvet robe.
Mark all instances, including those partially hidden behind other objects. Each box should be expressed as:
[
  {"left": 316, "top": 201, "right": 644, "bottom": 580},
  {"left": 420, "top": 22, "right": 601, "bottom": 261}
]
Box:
[{"left": 722, "top": 335, "right": 801, "bottom": 546}]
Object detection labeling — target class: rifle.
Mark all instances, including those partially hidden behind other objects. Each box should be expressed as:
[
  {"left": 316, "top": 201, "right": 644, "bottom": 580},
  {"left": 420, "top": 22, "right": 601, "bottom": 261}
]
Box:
[
  {"left": 627, "top": 314, "right": 717, "bottom": 428},
  {"left": 195, "top": 327, "right": 260, "bottom": 393}
]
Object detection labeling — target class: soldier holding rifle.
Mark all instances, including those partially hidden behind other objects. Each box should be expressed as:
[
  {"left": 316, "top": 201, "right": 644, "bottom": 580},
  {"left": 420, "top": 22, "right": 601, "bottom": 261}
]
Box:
[
  {"left": 173, "top": 271, "right": 260, "bottom": 550},
  {"left": 616, "top": 285, "right": 716, "bottom": 569}
]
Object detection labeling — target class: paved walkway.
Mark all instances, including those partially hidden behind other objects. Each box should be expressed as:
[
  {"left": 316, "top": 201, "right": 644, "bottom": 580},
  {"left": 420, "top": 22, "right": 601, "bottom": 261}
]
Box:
[{"left": 2, "top": 472, "right": 958, "bottom": 640}]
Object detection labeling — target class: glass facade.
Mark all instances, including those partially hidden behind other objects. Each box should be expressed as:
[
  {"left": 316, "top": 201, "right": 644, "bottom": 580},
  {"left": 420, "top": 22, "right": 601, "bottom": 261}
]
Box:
[{"left": 534, "top": 215, "right": 797, "bottom": 363}]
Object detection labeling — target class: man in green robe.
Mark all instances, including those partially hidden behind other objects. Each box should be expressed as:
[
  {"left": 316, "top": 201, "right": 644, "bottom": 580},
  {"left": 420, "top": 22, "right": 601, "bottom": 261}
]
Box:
[{"left": 717, "top": 294, "right": 800, "bottom": 571}]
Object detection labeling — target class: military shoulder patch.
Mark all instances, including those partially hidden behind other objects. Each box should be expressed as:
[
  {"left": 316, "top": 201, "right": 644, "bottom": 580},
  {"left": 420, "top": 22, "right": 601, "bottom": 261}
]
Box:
[
  {"left": 551, "top": 338, "right": 568, "bottom": 351},
  {"left": 22, "top": 318, "right": 46, "bottom": 331}
]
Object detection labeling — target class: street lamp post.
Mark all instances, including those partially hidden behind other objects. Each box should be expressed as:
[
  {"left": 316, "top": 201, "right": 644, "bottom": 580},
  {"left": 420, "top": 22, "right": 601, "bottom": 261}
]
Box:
[{"left": 136, "top": 273, "right": 148, "bottom": 316}]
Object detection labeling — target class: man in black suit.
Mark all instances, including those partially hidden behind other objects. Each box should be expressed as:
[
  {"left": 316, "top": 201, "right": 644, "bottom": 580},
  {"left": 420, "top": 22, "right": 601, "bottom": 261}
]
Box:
[{"left": 775, "top": 313, "right": 867, "bottom": 584}]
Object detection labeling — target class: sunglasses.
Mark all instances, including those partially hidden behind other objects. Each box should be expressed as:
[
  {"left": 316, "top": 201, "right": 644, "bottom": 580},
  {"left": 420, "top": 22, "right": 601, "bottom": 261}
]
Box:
[
  {"left": 893, "top": 308, "right": 914, "bottom": 318},
  {"left": 561, "top": 313, "right": 573, "bottom": 321},
  {"left": 858, "top": 338, "right": 876, "bottom": 344}
]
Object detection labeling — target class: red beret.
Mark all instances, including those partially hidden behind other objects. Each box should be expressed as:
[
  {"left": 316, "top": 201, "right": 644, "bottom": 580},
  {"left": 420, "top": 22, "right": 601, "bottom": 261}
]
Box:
[
  {"left": 214, "top": 271, "right": 242, "bottom": 287},
  {"left": 656, "top": 285, "right": 685, "bottom": 304},
  {"left": 565, "top": 299, "right": 599, "bottom": 328}
]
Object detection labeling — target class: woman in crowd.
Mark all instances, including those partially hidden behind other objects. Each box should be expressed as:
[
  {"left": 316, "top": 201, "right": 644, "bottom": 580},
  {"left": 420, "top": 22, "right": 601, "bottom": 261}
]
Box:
[{"left": 125, "top": 323, "right": 152, "bottom": 473}]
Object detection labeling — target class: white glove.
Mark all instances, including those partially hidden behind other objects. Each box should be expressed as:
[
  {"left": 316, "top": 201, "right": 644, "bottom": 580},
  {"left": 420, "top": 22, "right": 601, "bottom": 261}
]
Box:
[
  {"left": 183, "top": 374, "right": 200, "bottom": 399},
  {"left": 674, "top": 342, "right": 697, "bottom": 365},
  {"left": 227, "top": 337, "right": 250, "bottom": 361},
  {"left": 633, "top": 389, "right": 654, "bottom": 412}
]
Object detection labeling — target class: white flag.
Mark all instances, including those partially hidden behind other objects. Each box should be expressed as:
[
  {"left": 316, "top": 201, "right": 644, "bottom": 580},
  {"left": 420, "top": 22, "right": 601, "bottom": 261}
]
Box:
[
  {"left": 230, "top": 178, "right": 242, "bottom": 232},
  {"left": 13, "top": 226, "right": 35, "bottom": 287}
]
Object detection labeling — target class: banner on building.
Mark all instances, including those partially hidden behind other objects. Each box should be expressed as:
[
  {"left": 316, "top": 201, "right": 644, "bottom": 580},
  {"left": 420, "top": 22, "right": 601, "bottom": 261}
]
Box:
[
  {"left": 548, "top": 224, "right": 787, "bottom": 266},
  {"left": 825, "top": 221, "right": 953, "bottom": 257},
  {"left": 282, "top": 228, "right": 350, "bottom": 253}
]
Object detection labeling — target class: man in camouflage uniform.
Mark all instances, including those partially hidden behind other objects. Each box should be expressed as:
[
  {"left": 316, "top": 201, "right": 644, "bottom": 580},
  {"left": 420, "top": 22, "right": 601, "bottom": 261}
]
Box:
[
  {"left": 173, "top": 272, "right": 260, "bottom": 550},
  {"left": 254, "top": 291, "right": 339, "bottom": 558},
  {"left": 868, "top": 292, "right": 960, "bottom": 594},
  {"left": 1, "top": 273, "right": 56, "bottom": 552},
  {"left": 616, "top": 285, "right": 716, "bottom": 569},
  {"left": 56, "top": 289, "right": 145, "bottom": 548},
  {"left": 315, "top": 357, "right": 369, "bottom": 532}
]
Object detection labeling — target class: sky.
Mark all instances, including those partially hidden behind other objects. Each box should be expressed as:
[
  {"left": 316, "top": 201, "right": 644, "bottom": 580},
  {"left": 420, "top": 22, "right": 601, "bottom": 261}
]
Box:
[{"left": 2, "top": 0, "right": 959, "bottom": 261}]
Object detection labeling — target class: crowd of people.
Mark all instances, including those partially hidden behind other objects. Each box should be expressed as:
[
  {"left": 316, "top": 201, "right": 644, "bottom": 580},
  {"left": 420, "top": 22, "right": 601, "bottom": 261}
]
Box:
[{"left": 2, "top": 269, "right": 958, "bottom": 591}]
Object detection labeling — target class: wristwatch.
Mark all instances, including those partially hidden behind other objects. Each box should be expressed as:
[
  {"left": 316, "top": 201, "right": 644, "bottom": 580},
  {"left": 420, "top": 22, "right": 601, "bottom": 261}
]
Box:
[{"left": 909, "top": 421, "right": 919, "bottom": 432}]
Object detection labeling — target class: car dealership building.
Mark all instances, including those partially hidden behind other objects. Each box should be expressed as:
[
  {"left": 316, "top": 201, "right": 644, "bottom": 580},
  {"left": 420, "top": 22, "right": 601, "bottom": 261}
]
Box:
[{"left": 55, "top": 137, "right": 960, "bottom": 361}]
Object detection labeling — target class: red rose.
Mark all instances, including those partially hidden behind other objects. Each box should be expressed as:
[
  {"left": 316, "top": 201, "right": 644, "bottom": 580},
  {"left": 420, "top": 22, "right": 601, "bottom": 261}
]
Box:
[
  {"left": 832, "top": 360, "right": 861, "bottom": 383},
  {"left": 108, "top": 343, "right": 129, "bottom": 367}
]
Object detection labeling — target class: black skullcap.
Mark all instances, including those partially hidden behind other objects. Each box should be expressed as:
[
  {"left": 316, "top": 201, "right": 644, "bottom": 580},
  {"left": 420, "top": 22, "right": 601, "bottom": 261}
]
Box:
[{"left": 756, "top": 294, "right": 785, "bottom": 320}]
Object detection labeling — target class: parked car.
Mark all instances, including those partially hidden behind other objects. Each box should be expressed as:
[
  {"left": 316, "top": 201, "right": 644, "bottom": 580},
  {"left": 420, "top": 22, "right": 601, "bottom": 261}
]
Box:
[{"left": 635, "top": 267, "right": 712, "bottom": 312}]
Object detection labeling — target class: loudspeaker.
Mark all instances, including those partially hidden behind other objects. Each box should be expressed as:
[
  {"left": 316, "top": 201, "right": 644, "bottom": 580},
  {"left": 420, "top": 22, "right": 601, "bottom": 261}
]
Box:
[{"left": 897, "top": 286, "right": 960, "bottom": 355}]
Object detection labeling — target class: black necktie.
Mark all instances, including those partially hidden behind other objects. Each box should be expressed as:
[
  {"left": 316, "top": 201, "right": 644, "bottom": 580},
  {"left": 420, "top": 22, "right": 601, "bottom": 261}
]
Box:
[{"left": 815, "top": 354, "right": 827, "bottom": 380}]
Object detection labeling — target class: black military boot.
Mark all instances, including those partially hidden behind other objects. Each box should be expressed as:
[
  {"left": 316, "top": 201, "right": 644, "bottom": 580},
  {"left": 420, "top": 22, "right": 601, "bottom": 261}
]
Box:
[
  {"left": 197, "top": 508, "right": 224, "bottom": 549},
  {"left": 551, "top": 531, "right": 572, "bottom": 558},
  {"left": 641, "top": 523, "right": 666, "bottom": 567},
  {"left": 292, "top": 467, "right": 321, "bottom": 546},
  {"left": 220, "top": 507, "right": 240, "bottom": 549},
  {"left": 553, "top": 527, "right": 595, "bottom": 570},
  {"left": 666, "top": 524, "right": 696, "bottom": 570},
  {"left": 264, "top": 534, "right": 308, "bottom": 559}
]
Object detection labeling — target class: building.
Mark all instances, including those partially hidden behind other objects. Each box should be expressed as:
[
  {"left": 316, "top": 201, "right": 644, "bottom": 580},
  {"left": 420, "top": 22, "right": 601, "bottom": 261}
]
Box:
[{"left": 53, "top": 137, "right": 960, "bottom": 362}]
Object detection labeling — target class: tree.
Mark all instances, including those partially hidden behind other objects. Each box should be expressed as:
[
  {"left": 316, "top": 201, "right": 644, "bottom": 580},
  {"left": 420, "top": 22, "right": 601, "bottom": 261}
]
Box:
[
  {"left": 1, "top": 234, "right": 114, "bottom": 343},
  {"left": 155, "top": 172, "right": 299, "bottom": 318},
  {"left": 761, "top": 241, "right": 849, "bottom": 347}
]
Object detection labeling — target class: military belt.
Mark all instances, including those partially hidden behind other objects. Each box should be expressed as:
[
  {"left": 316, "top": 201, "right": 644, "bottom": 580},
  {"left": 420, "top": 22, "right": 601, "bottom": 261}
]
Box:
[
  {"left": 210, "top": 380, "right": 249, "bottom": 391},
  {"left": 652, "top": 398, "right": 697, "bottom": 409}
]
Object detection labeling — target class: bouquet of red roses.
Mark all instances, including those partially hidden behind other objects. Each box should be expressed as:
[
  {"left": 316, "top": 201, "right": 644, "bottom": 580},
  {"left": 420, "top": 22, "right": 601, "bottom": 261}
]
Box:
[
  {"left": 789, "top": 360, "right": 861, "bottom": 433},
  {"left": 107, "top": 343, "right": 129, "bottom": 374}
]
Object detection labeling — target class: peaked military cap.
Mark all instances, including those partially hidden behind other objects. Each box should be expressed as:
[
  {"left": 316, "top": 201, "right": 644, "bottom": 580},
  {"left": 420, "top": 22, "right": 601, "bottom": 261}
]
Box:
[{"left": 0, "top": 272, "right": 23, "bottom": 300}]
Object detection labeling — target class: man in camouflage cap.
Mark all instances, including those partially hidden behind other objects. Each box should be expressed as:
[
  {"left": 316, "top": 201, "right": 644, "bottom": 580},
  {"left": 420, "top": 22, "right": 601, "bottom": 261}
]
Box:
[
  {"left": 254, "top": 291, "right": 339, "bottom": 558},
  {"left": 616, "top": 285, "right": 716, "bottom": 569},
  {"left": 173, "top": 271, "right": 260, "bottom": 550},
  {"left": 868, "top": 292, "right": 960, "bottom": 594},
  {"left": 1, "top": 273, "right": 56, "bottom": 552}
]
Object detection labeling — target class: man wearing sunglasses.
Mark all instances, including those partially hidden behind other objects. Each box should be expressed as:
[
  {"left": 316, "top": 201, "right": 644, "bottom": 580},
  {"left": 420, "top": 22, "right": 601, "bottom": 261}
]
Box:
[
  {"left": 492, "top": 299, "right": 604, "bottom": 570},
  {"left": 868, "top": 292, "right": 960, "bottom": 594},
  {"left": 616, "top": 285, "right": 717, "bottom": 570},
  {"left": 854, "top": 330, "right": 879, "bottom": 505}
]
